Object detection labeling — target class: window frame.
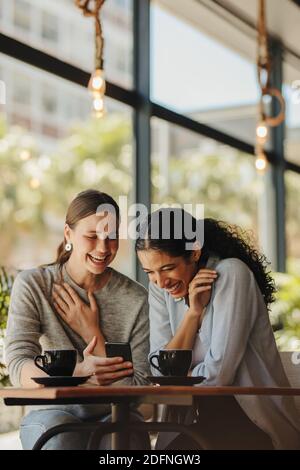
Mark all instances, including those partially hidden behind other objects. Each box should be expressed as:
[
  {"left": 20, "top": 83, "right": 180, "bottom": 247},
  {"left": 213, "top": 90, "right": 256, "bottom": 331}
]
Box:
[{"left": 0, "top": 0, "right": 300, "bottom": 281}]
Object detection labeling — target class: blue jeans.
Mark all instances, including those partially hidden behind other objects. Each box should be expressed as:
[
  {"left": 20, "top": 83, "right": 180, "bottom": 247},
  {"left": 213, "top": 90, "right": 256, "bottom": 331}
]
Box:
[{"left": 20, "top": 408, "right": 151, "bottom": 450}]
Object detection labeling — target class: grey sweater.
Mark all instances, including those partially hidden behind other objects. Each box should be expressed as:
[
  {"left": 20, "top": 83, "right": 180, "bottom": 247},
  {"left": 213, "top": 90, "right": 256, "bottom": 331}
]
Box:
[{"left": 4, "top": 264, "right": 150, "bottom": 417}]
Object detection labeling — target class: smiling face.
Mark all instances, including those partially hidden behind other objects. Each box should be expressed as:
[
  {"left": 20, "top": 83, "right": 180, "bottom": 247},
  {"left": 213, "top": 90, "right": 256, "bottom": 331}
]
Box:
[
  {"left": 64, "top": 211, "right": 119, "bottom": 276},
  {"left": 137, "top": 249, "right": 201, "bottom": 298}
]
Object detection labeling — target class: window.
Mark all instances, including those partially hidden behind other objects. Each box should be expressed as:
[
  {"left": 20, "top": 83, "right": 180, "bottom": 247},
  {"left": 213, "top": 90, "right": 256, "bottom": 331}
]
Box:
[
  {"left": 286, "top": 171, "right": 300, "bottom": 274},
  {"left": 41, "top": 11, "right": 59, "bottom": 43},
  {"left": 115, "top": 0, "right": 129, "bottom": 8},
  {"left": 151, "top": 3, "right": 259, "bottom": 145},
  {"left": 3, "top": 0, "right": 133, "bottom": 89},
  {"left": 284, "top": 84, "right": 300, "bottom": 166},
  {"left": 13, "top": 0, "right": 31, "bottom": 32},
  {"left": 0, "top": 0, "right": 299, "bottom": 290},
  {"left": 12, "top": 73, "right": 31, "bottom": 107},
  {"left": 0, "top": 55, "right": 134, "bottom": 278},
  {"left": 151, "top": 117, "right": 259, "bottom": 235},
  {"left": 41, "top": 85, "right": 58, "bottom": 115}
]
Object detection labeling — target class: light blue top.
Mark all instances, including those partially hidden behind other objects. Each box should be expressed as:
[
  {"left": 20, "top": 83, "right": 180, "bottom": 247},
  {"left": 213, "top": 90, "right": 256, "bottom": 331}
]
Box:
[{"left": 148, "top": 254, "right": 300, "bottom": 449}]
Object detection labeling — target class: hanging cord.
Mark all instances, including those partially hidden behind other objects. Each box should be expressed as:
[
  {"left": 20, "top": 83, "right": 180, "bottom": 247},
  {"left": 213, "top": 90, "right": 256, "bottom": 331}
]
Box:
[
  {"left": 256, "top": 0, "right": 285, "bottom": 127},
  {"left": 75, "top": 0, "right": 106, "bottom": 69},
  {"left": 257, "top": 0, "right": 270, "bottom": 92},
  {"left": 257, "top": 0, "right": 270, "bottom": 91}
]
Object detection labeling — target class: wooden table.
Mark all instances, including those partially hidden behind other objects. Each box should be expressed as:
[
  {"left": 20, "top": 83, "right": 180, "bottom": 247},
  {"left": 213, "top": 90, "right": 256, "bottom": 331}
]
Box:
[{"left": 1, "top": 385, "right": 300, "bottom": 450}]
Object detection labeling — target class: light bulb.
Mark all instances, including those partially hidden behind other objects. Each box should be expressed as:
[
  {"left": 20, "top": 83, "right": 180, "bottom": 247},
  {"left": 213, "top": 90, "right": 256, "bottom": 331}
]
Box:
[
  {"left": 93, "top": 97, "right": 104, "bottom": 112},
  {"left": 88, "top": 69, "right": 106, "bottom": 118},
  {"left": 255, "top": 152, "right": 267, "bottom": 173},
  {"left": 92, "top": 96, "right": 105, "bottom": 118},
  {"left": 256, "top": 121, "right": 268, "bottom": 144},
  {"left": 92, "top": 75, "right": 104, "bottom": 90},
  {"left": 88, "top": 69, "right": 106, "bottom": 96}
]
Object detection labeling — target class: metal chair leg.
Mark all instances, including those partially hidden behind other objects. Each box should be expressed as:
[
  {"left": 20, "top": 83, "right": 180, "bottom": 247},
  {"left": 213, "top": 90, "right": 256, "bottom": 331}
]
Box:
[
  {"left": 32, "top": 419, "right": 210, "bottom": 450},
  {"left": 85, "top": 422, "right": 210, "bottom": 450},
  {"left": 32, "top": 422, "right": 121, "bottom": 450}
]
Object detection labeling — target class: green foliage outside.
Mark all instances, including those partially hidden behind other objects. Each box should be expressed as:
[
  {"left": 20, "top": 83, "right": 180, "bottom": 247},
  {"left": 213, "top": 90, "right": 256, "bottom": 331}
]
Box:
[
  {"left": 0, "top": 115, "right": 132, "bottom": 240},
  {"left": 272, "top": 271, "right": 300, "bottom": 351},
  {"left": 152, "top": 149, "right": 259, "bottom": 231},
  {"left": 0, "top": 267, "right": 13, "bottom": 386}
]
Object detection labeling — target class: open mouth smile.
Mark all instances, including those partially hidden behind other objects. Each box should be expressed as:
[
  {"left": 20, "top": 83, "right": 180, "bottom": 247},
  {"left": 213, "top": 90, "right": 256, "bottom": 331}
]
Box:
[
  {"left": 166, "top": 281, "right": 181, "bottom": 294},
  {"left": 87, "top": 253, "right": 110, "bottom": 265}
]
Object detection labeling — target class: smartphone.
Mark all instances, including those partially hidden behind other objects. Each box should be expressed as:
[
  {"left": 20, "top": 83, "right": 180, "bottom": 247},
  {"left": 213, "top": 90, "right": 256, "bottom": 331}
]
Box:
[{"left": 105, "top": 342, "right": 133, "bottom": 363}]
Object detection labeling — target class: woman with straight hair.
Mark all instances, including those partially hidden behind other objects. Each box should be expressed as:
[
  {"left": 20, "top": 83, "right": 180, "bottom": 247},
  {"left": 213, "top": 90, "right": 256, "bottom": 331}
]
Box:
[
  {"left": 136, "top": 207, "right": 300, "bottom": 450},
  {"left": 5, "top": 189, "right": 151, "bottom": 450}
]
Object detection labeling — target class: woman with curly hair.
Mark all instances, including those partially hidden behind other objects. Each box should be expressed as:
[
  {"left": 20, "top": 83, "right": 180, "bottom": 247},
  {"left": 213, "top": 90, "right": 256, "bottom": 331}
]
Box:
[{"left": 136, "top": 207, "right": 300, "bottom": 450}]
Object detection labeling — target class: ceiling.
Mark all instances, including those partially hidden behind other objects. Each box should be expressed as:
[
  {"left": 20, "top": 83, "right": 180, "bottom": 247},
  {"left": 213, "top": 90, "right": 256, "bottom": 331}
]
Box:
[
  {"left": 220, "top": 0, "right": 300, "bottom": 60},
  {"left": 157, "top": 0, "right": 300, "bottom": 82}
]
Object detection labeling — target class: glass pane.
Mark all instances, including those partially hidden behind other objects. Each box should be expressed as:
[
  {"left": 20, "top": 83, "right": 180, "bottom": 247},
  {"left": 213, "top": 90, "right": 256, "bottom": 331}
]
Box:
[
  {"left": 286, "top": 171, "right": 300, "bottom": 274},
  {"left": 41, "top": 10, "right": 59, "bottom": 43},
  {"left": 284, "top": 84, "right": 300, "bottom": 166},
  {"left": 151, "top": 2, "right": 259, "bottom": 145},
  {"left": 13, "top": 0, "right": 30, "bottom": 32},
  {"left": 0, "top": 0, "right": 133, "bottom": 89},
  {"left": 151, "top": 117, "right": 259, "bottom": 234},
  {"left": 0, "top": 53, "right": 134, "bottom": 278},
  {"left": 272, "top": 171, "right": 300, "bottom": 351}
]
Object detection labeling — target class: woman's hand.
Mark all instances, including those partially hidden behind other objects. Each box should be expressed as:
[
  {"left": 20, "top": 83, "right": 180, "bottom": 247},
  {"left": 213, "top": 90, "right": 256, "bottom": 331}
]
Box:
[
  {"left": 75, "top": 337, "right": 134, "bottom": 386},
  {"left": 52, "top": 282, "right": 100, "bottom": 343},
  {"left": 188, "top": 268, "right": 217, "bottom": 317}
]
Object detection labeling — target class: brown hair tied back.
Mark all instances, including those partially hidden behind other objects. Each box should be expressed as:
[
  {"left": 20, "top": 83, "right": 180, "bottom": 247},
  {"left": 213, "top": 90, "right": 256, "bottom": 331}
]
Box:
[{"left": 55, "top": 189, "right": 120, "bottom": 268}]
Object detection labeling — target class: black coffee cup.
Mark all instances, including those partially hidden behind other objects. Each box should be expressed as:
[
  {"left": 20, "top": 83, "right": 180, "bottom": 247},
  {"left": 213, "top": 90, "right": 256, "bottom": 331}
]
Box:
[
  {"left": 150, "top": 349, "right": 192, "bottom": 376},
  {"left": 34, "top": 349, "right": 77, "bottom": 377}
]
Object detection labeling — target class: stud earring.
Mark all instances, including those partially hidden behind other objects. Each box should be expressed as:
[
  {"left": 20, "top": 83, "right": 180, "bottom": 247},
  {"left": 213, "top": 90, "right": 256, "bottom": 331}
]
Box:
[{"left": 65, "top": 242, "right": 72, "bottom": 252}]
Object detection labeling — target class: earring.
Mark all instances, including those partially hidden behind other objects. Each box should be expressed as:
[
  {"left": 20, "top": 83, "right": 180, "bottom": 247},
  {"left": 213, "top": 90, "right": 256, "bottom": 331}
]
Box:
[{"left": 65, "top": 242, "right": 72, "bottom": 252}]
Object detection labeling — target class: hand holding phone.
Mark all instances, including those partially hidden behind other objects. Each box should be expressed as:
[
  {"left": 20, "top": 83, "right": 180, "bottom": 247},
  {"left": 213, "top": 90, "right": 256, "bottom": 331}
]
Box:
[
  {"left": 78, "top": 337, "right": 134, "bottom": 386},
  {"left": 105, "top": 342, "right": 133, "bottom": 376}
]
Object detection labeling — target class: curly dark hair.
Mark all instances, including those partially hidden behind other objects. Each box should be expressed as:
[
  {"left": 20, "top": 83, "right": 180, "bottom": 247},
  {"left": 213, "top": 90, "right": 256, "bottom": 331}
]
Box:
[
  {"left": 135, "top": 208, "right": 276, "bottom": 309},
  {"left": 202, "top": 218, "right": 276, "bottom": 308}
]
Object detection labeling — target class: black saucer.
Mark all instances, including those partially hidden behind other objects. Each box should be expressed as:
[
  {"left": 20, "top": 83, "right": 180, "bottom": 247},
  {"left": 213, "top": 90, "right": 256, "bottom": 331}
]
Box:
[
  {"left": 147, "top": 375, "right": 205, "bottom": 386},
  {"left": 32, "top": 376, "right": 91, "bottom": 387}
]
